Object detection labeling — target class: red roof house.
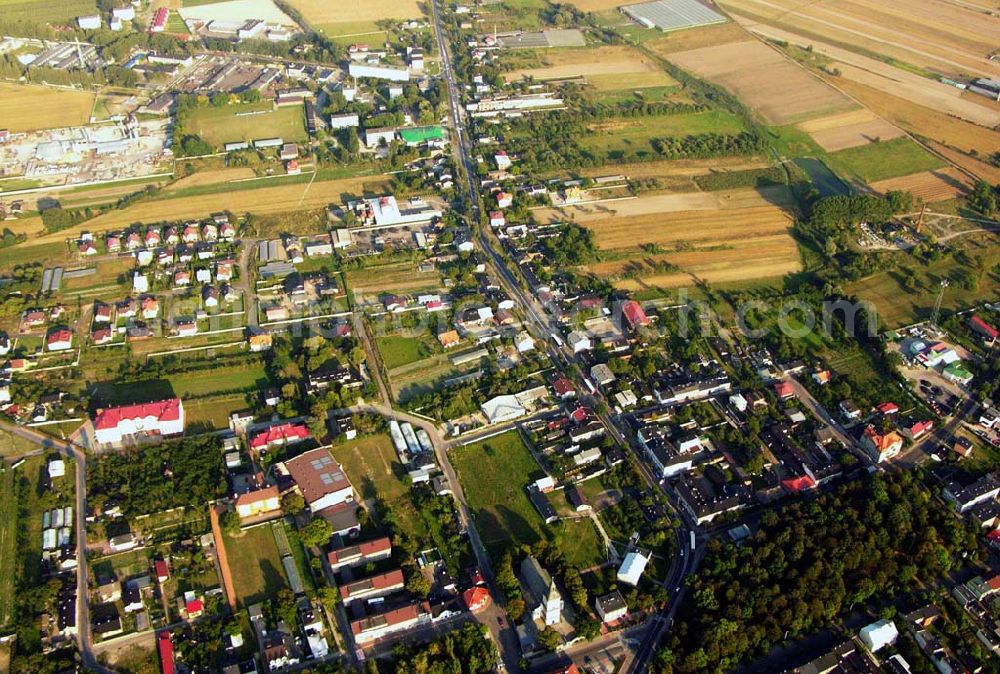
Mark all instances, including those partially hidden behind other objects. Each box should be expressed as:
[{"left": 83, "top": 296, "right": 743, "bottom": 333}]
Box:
[
  {"left": 774, "top": 381, "right": 794, "bottom": 400},
  {"left": 904, "top": 419, "right": 934, "bottom": 440},
  {"left": 462, "top": 586, "right": 491, "bottom": 612},
  {"left": 155, "top": 559, "right": 169, "bottom": 583},
  {"left": 158, "top": 632, "right": 175, "bottom": 674},
  {"left": 970, "top": 315, "right": 999, "bottom": 342},
  {"left": 250, "top": 422, "right": 310, "bottom": 450},
  {"left": 552, "top": 376, "right": 576, "bottom": 399},
  {"left": 877, "top": 402, "right": 899, "bottom": 415},
  {"left": 621, "top": 300, "right": 650, "bottom": 329},
  {"left": 782, "top": 475, "right": 816, "bottom": 492}
]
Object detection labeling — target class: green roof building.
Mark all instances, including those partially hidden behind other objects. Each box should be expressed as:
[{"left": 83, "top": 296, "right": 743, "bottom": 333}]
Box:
[
  {"left": 397, "top": 126, "right": 446, "bottom": 146},
  {"left": 943, "top": 362, "right": 973, "bottom": 385}
]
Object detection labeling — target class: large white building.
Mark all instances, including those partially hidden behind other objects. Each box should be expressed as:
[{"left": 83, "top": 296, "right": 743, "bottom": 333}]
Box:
[
  {"left": 617, "top": 549, "right": 650, "bottom": 586},
  {"left": 859, "top": 620, "right": 898, "bottom": 652},
  {"left": 349, "top": 195, "right": 442, "bottom": 227},
  {"left": 93, "top": 398, "right": 186, "bottom": 445},
  {"left": 481, "top": 395, "right": 526, "bottom": 424},
  {"left": 348, "top": 62, "right": 410, "bottom": 82}
]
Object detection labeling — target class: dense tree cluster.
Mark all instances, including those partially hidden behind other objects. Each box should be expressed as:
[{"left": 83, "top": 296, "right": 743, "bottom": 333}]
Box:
[
  {"left": 654, "top": 472, "right": 977, "bottom": 673},
  {"left": 88, "top": 436, "right": 227, "bottom": 516},
  {"left": 375, "top": 623, "right": 499, "bottom": 674}
]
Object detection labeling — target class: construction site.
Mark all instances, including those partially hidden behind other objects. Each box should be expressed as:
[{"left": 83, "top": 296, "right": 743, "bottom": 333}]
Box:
[{"left": 0, "top": 116, "right": 171, "bottom": 188}]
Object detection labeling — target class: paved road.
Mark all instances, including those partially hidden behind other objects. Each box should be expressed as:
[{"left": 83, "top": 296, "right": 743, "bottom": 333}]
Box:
[
  {"left": 426, "top": 0, "right": 705, "bottom": 668},
  {"left": 785, "top": 377, "right": 855, "bottom": 449},
  {"left": 235, "top": 237, "right": 258, "bottom": 329},
  {"left": 0, "top": 419, "right": 107, "bottom": 672}
]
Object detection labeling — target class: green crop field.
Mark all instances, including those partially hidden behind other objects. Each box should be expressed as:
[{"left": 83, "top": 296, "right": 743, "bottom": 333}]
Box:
[
  {"left": 825, "top": 137, "right": 945, "bottom": 184},
  {"left": 377, "top": 334, "right": 437, "bottom": 370},
  {"left": 183, "top": 102, "right": 308, "bottom": 149},
  {"left": 92, "top": 364, "right": 270, "bottom": 404},
  {"left": 449, "top": 431, "right": 547, "bottom": 557},
  {"left": 0, "top": 468, "right": 18, "bottom": 628},
  {"left": 223, "top": 525, "right": 289, "bottom": 606},
  {"left": 0, "top": 0, "right": 96, "bottom": 25},
  {"left": 579, "top": 110, "right": 746, "bottom": 161}
]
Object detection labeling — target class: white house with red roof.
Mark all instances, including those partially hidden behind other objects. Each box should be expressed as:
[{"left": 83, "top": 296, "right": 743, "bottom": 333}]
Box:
[
  {"left": 93, "top": 398, "right": 185, "bottom": 445},
  {"left": 250, "top": 422, "right": 310, "bottom": 452},
  {"left": 46, "top": 328, "right": 73, "bottom": 351}
]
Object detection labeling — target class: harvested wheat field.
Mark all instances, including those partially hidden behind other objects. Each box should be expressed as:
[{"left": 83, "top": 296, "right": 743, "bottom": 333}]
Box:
[
  {"left": 587, "top": 234, "right": 800, "bottom": 288},
  {"left": 870, "top": 168, "right": 974, "bottom": 203},
  {"left": 164, "top": 168, "right": 257, "bottom": 192},
  {"left": 797, "top": 109, "right": 904, "bottom": 152},
  {"left": 535, "top": 185, "right": 794, "bottom": 225},
  {"left": 0, "top": 216, "right": 44, "bottom": 236},
  {"left": 35, "top": 175, "right": 390, "bottom": 241},
  {"left": 0, "top": 83, "right": 94, "bottom": 132},
  {"left": 735, "top": 19, "right": 1000, "bottom": 129},
  {"left": 285, "top": 0, "right": 421, "bottom": 31},
  {"left": 668, "top": 40, "right": 856, "bottom": 125},
  {"left": 717, "top": 0, "right": 1000, "bottom": 80},
  {"left": 506, "top": 46, "right": 676, "bottom": 90},
  {"left": 925, "top": 141, "right": 1000, "bottom": 185},
  {"left": 583, "top": 205, "right": 793, "bottom": 249},
  {"left": 830, "top": 78, "right": 1000, "bottom": 157}
]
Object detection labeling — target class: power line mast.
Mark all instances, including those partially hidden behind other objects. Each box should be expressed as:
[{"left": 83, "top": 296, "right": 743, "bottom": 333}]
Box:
[{"left": 931, "top": 278, "right": 949, "bottom": 331}]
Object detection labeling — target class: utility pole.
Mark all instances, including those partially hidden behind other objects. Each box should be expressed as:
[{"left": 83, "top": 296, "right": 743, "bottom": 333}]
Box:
[{"left": 931, "top": 278, "right": 949, "bottom": 332}]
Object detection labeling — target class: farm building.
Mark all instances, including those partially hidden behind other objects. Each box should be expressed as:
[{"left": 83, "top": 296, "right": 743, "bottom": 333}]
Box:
[{"left": 621, "top": 0, "right": 725, "bottom": 32}]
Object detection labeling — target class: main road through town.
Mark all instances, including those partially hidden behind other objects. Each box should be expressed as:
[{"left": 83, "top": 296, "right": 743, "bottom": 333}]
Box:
[{"left": 428, "top": 3, "right": 700, "bottom": 671}]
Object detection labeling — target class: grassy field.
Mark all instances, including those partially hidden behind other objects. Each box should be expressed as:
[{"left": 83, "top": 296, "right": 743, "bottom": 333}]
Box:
[
  {"left": 847, "top": 238, "right": 1000, "bottom": 327},
  {"left": 92, "top": 364, "right": 270, "bottom": 404},
  {"left": 184, "top": 394, "right": 249, "bottom": 431},
  {"left": 183, "top": 102, "right": 307, "bottom": 149},
  {"left": 825, "top": 137, "right": 946, "bottom": 184},
  {"left": 331, "top": 434, "right": 426, "bottom": 541},
  {"left": 0, "top": 430, "right": 41, "bottom": 459},
  {"left": 284, "top": 0, "right": 422, "bottom": 33},
  {"left": 507, "top": 45, "right": 676, "bottom": 92},
  {"left": 223, "top": 525, "right": 288, "bottom": 607},
  {"left": 0, "top": 83, "right": 94, "bottom": 132},
  {"left": 346, "top": 262, "right": 444, "bottom": 297},
  {"left": 450, "top": 432, "right": 547, "bottom": 558},
  {"left": 0, "top": 0, "right": 95, "bottom": 25},
  {"left": 164, "top": 168, "right": 257, "bottom": 192},
  {"left": 26, "top": 174, "right": 389, "bottom": 235},
  {"left": 580, "top": 111, "right": 745, "bottom": 158},
  {"left": 377, "top": 335, "right": 436, "bottom": 370},
  {"left": 389, "top": 353, "right": 476, "bottom": 403},
  {"left": 0, "top": 467, "right": 17, "bottom": 628}
]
